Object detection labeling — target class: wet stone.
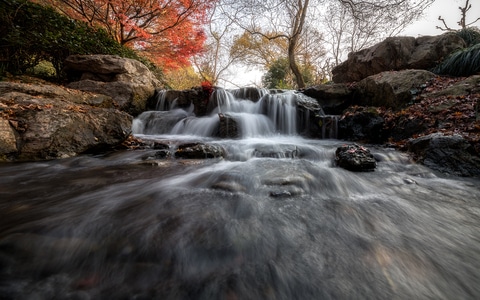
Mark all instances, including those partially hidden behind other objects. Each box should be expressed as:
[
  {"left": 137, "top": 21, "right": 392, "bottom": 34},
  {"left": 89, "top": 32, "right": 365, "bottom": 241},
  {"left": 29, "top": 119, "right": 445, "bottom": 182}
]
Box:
[
  {"left": 335, "top": 144, "right": 377, "bottom": 172},
  {"left": 174, "top": 142, "right": 224, "bottom": 159}
]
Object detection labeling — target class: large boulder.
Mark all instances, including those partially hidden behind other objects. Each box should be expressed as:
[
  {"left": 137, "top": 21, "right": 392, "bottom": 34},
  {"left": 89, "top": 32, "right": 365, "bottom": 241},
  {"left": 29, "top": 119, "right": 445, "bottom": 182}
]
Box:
[
  {"left": 407, "top": 133, "right": 480, "bottom": 177},
  {"left": 332, "top": 33, "right": 466, "bottom": 83},
  {"left": 300, "top": 83, "right": 354, "bottom": 114},
  {"left": 65, "top": 55, "right": 161, "bottom": 116},
  {"left": 0, "top": 118, "right": 18, "bottom": 156},
  {"left": 0, "top": 80, "right": 132, "bottom": 161},
  {"left": 355, "top": 69, "right": 436, "bottom": 110}
]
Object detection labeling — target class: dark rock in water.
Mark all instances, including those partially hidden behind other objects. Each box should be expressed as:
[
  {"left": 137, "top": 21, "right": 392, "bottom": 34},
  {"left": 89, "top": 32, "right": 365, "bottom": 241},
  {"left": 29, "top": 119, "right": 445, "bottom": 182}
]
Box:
[
  {"left": 217, "top": 113, "right": 239, "bottom": 138},
  {"left": 175, "top": 143, "right": 224, "bottom": 159},
  {"left": 253, "top": 144, "right": 299, "bottom": 159},
  {"left": 294, "top": 92, "right": 325, "bottom": 138},
  {"left": 134, "top": 110, "right": 189, "bottom": 135},
  {"left": 230, "top": 87, "right": 267, "bottom": 102},
  {"left": 407, "top": 133, "right": 480, "bottom": 177},
  {"left": 335, "top": 144, "right": 377, "bottom": 172},
  {"left": 153, "top": 142, "right": 169, "bottom": 150}
]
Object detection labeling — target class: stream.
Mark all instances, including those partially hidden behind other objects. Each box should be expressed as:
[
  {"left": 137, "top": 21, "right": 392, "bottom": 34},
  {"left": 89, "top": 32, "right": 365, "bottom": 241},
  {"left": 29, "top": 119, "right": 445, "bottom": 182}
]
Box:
[{"left": 0, "top": 89, "right": 480, "bottom": 299}]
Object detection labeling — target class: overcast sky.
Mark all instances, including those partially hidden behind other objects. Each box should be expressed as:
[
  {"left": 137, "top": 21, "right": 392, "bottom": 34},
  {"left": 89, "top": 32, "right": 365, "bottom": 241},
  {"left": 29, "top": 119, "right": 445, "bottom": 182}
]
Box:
[{"left": 401, "top": 0, "right": 476, "bottom": 36}]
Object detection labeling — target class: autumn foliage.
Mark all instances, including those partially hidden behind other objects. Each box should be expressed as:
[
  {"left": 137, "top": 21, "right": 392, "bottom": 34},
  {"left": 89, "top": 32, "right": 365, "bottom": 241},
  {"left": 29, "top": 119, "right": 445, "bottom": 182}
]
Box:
[{"left": 37, "top": 0, "right": 216, "bottom": 69}]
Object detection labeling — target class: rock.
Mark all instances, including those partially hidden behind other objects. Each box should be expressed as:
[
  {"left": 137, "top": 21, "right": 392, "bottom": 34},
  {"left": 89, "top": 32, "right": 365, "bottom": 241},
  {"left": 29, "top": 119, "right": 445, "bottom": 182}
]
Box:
[
  {"left": 317, "top": 115, "right": 340, "bottom": 139},
  {"left": 300, "top": 83, "right": 354, "bottom": 114},
  {"left": 0, "top": 118, "right": 17, "bottom": 156},
  {"left": 133, "top": 110, "right": 190, "bottom": 135},
  {"left": 151, "top": 88, "right": 212, "bottom": 116},
  {"left": 253, "top": 144, "right": 299, "bottom": 159},
  {"left": 424, "top": 75, "right": 480, "bottom": 99},
  {"left": 217, "top": 113, "right": 239, "bottom": 138},
  {"left": 387, "top": 117, "right": 429, "bottom": 142},
  {"left": 332, "top": 33, "right": 466, "bottom": 83},
  {"left": 174, "top": 142, "right": 224, "bottom": 159},
  {"left": 0, "top": 80, "right": 114, "bottom": 108},
  {"left": 407, "top": 133, "right": 480, "bottom": 177},
  {"left": 335, "top": 144, "right": 377, "bottom": 172},
  {"left": 65, "top": 55, "right": 161, "bottom": 116},
  {"left": 0, "top": 80, "right": 132, "bottom": 161},
  {"left": 230, "top": 87, "right": 267, "bottom": 102},
  {"left": 355, "top": 69, "right": 436, "bottom": 110},
  {"left": 294, "top": 92, "right": 325, "bottom": 138},
  {"left": 338, "top": 107, "right": 386, "bottom": 144}
]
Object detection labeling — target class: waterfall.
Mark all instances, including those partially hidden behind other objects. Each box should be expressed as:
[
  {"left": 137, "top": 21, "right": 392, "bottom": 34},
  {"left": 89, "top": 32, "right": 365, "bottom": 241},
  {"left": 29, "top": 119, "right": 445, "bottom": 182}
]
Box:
[
  {"left": 319, "top": 115, "right": 340, "bottom": 139},
  {"left": 135, "top": 88, "right": 322, "bottom": 138},
  {"left": 155, "top": 90, "right": 169, "bottom": 111}
]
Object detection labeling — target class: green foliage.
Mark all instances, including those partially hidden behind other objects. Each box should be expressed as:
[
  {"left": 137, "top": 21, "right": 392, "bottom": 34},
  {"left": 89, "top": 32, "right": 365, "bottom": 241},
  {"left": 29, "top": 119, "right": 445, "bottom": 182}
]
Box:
[
  {"left": 456, "top": 27, "right": 480, "bottom": 47},
  {"left": 262, "top": 57, "right": 318, "bottom": 89},
  {"left": 432, "top": 43, "right": 480, "bottom": 77},
  {"left": 0, "top": 0, "right": 162, "bottom": 81},
  {"left": 262, "top": 58, "right": 292, "bottom": 89}
]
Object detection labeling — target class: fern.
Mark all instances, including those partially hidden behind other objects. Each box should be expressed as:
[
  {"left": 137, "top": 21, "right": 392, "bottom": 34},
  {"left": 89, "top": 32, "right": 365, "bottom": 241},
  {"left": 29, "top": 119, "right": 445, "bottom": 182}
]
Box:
[{"left": 432, "top": 43, "right": 480, "bottom": 77}]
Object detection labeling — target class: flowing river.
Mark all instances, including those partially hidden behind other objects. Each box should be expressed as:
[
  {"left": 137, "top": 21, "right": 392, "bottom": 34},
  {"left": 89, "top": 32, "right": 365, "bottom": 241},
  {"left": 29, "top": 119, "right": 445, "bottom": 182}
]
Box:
[{"left": 1, "top": 89, "right": 480, "bottom": 299}]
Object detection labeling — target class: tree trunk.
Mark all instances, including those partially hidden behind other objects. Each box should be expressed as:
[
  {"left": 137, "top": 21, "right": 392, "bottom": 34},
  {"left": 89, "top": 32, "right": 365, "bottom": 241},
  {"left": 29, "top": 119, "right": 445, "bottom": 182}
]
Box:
[
  {"left": 288, "top": 0, "right": 309, "bottom": 89},
  {"left": 288, "top": 38, "right": 305, "bottom": 88}
]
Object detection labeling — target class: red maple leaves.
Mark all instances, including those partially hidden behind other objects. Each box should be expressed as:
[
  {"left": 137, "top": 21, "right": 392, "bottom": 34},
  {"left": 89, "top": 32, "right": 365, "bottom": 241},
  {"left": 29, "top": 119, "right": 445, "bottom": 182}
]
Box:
[{"left": 38, "top": 0, "right": 216, "bottom": 69}]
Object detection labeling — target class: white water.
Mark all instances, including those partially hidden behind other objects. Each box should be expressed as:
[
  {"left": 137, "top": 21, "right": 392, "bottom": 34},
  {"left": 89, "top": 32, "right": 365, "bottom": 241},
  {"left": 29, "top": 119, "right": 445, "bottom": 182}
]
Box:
[{"left": 134, "top": 88, "right": 313, "bottom": 138}]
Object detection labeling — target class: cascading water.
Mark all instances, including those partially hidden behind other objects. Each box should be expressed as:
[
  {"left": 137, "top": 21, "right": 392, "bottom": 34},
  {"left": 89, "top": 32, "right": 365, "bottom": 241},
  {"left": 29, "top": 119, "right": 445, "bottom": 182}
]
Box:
[
  {"left": 134, "top": 88, "right": 312, "bottom": 138},
  {"left": 1, "top": 87, "right": 480, "bottom": 299}
]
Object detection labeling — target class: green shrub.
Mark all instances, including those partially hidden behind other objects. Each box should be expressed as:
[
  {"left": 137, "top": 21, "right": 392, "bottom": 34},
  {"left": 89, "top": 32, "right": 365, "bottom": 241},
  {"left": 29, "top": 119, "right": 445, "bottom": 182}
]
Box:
[
  {"left": 456, "top": 27, "right": 480, "bottom": 47},
  {"left": 0, "top": 0, "right": 162, "bottom": 81},
  {"left": 432, "top": 43, "right": 480, "bottom": 77}
]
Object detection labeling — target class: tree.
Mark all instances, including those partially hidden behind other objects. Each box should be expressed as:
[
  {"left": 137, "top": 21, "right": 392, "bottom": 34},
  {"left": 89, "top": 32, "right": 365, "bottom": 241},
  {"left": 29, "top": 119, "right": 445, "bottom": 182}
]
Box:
[
  {"left": 221, "top": 0, "right": 311, "bottom": 88},
  {"left": 191, "top": 3, "right": 247, "bottom": 86},
  {"left": 36, "top": 0, "right": 216, "bottom": 68},
  {"left": 437, "top": 0, "right": 480, "bottom": 31},
  {"left": 262, "top": 57, "right": 317, "bottom": 89},
  {"left": 163, "top": 66, "right": 203, "bottom": 89},
  {"left": 220, "top": 0, "right": 433, "bottom": 88}
]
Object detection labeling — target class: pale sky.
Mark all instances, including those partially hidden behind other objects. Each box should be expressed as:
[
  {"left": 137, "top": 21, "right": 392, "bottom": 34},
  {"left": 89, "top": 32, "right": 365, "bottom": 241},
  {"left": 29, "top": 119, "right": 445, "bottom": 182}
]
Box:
[{"left": 401, "top": 0, "right": 475, "bottom": 36}]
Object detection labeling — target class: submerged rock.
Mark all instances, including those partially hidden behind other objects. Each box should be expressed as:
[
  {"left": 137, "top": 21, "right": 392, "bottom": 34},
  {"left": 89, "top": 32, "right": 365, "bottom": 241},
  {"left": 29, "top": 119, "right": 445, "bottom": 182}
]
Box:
[
  {"left": 175, "top": 142, "right": 224, "bottom": 159},
  {"left": 335, "top": 144, "right": 377, "bottom": 172}
]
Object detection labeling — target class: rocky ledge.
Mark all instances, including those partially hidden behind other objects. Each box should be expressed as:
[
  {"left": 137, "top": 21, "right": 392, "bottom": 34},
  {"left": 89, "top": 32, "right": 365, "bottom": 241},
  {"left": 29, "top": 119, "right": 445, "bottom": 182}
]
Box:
[{"left": 0, "top": 77, "right": 132, "bottom": 161}]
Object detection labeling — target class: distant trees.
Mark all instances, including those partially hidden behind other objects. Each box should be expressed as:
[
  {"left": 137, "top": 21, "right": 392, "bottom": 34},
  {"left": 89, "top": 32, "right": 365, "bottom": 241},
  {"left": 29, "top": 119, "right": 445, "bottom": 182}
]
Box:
[{"left": 217, "top": 0, "right": 434, "bottom": 88}]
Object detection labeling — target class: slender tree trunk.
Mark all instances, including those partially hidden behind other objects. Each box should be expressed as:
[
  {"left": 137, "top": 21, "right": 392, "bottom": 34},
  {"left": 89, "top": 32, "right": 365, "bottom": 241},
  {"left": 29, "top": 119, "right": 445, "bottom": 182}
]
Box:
[
  {"left": 288, "top": 0, "right": 309, "bottom": 89},
  {"left": 288, "top": 37, "right": 305, "bottom": 88}
]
